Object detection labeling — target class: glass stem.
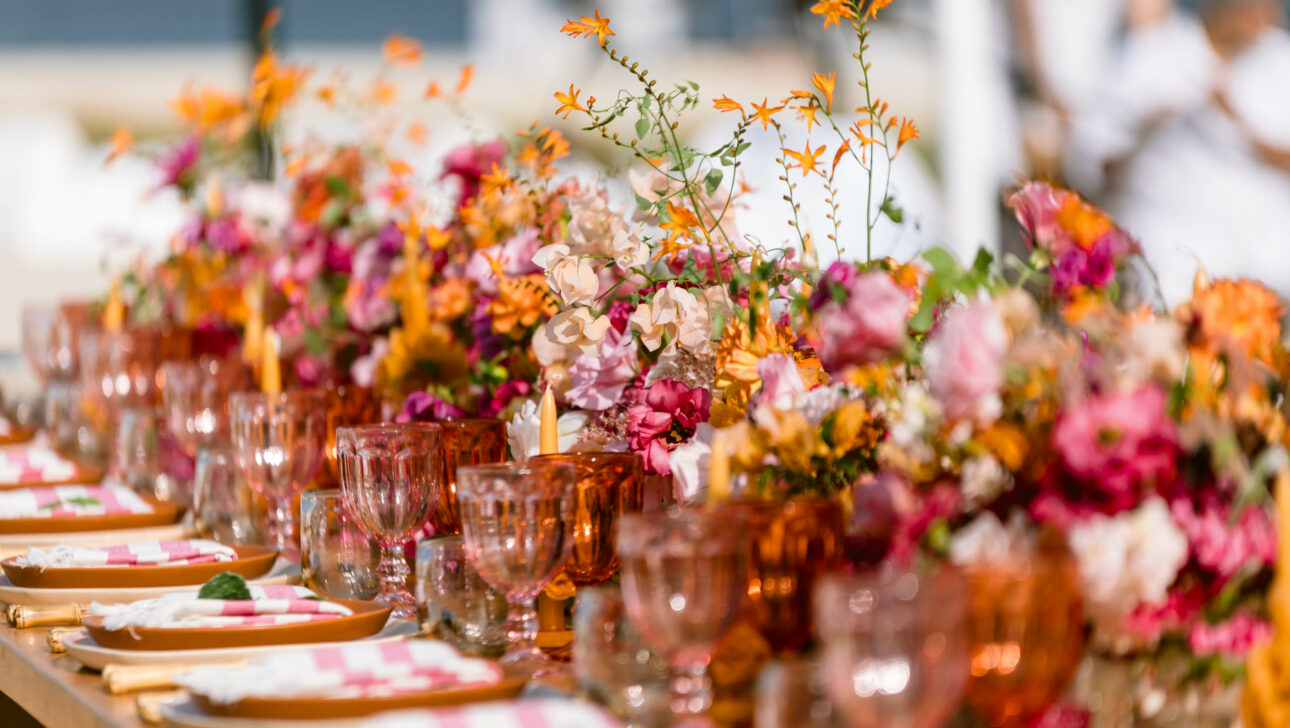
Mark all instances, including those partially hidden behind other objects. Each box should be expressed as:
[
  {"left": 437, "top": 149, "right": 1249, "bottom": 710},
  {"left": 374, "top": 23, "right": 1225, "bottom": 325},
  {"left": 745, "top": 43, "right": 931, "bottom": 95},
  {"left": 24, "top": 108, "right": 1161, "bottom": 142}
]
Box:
[
  {"left": 266, "top": 496, "right": 298, "bottom": 559},
  {"left": 504, "top": 595, "right": 539, "bottom": 653},
  {"left": 670, "top": 654, "right": 713, "bottom": 719},
  {"left": 377, "top": 542, "right": 410, "bottom": 601}
]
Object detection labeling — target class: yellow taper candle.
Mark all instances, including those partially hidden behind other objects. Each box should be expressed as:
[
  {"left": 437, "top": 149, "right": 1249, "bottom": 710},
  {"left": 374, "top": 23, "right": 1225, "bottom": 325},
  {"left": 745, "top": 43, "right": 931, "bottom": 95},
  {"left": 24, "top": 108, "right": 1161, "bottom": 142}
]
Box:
[
  {"left": 102, "top": 281, "right": 125, "bottom": 333},
  {"left": 539, "top": 386, "right": 559, "bottom": 455},
  {"left": 708, "top": 429, "right": 730, "bottom": 509},
  {"left": 260, "top": 329, "right": 281, "bottom": 396},
  {"left": 401, "top": 217, "right": 429, "bottom": 338},
  {"left": 1277, "top": 472, "right": 1290, "bottom": 585}
]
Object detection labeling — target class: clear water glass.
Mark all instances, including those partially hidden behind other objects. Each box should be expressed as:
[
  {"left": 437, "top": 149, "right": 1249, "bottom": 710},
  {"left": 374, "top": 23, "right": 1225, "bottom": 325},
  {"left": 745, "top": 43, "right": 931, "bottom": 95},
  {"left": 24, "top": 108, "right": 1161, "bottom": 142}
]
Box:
[
  {"left": 193, "top": 443, "right": 264, "bottom": 545},
  {"left": 300, "top": 489, "right": 380, "bottom": 599},
  {"left": 416, "top": 535, "right": 508, "bottom": 656},
  {"left": 574, "top": 583, "right": 671, "bottom": 727}
]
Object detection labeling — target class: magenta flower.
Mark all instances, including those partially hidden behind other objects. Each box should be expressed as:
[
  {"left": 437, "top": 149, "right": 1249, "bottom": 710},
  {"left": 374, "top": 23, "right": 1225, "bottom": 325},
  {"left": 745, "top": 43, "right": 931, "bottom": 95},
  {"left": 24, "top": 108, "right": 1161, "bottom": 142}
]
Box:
[
  {"left": 1188, "top": 613, "right": 1271, "bottom": 658},
  {"left": 477, "top": 380, "right": 532, "bottom": 419},
  {"left": 814, "top": 270, "right": 911, "bottom": 371},
  {"left": 1046, "top": 386, "right": 1179, "bottom": 517},
  {"left": 442, "top": 138, "right": 507, "bottom": 207},
  {"left": 158, "top": 136, "right": 199, "bottom": 191},
  {"left": 1171, "top": 499, "right": 1276, "bottom": 580},
  {"left": 567, "top": 329, "right": 637, "bottom": 410},
  {"left": 923, "top": 303, "right": 1007, "bottom": 423},
  {"left": 397, "top": 390, "right": 465, "bottom": 423},
  {"left": 625, "top": 379, "right": 712, "bottom": 476}
]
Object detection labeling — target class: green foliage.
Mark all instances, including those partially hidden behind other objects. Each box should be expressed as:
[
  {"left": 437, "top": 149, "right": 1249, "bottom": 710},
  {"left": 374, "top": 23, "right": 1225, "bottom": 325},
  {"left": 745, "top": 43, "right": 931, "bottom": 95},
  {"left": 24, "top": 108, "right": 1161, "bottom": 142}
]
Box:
[{"left": 198, "top": 572, "right": 253, "bottom": 600}]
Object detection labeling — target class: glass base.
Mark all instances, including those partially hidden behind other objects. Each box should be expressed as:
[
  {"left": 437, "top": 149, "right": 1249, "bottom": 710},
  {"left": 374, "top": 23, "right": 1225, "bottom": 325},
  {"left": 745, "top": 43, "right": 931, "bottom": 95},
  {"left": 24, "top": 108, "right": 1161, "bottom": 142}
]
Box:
[
  {"left": 500, "top": 646, "right": 566, "bottom": 678},
  {"left": 374, "top": 589, "right": 418, "bottom": 620}
]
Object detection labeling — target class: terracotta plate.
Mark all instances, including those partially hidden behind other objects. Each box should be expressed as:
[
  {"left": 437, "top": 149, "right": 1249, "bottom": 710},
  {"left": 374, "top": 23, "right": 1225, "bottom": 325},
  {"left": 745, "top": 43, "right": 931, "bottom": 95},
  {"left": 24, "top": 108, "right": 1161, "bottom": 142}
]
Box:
[
  {"left": 82, "top": 599, "right": 392, "bottom": 651},
  {"left": 1, "top": 545, "right": 279, "bottom": 589},
  {"left": 0, "top": 463, "right": 106, "bottom": 490},
  {"left": 0, "top": 497, "right": 183, "bottom": 534},
  {"left": 192, "top": 666, "right": 530, "bottom": 720},
  {"left": 0, "top": 427, "right": 37, "bottom": 448}
]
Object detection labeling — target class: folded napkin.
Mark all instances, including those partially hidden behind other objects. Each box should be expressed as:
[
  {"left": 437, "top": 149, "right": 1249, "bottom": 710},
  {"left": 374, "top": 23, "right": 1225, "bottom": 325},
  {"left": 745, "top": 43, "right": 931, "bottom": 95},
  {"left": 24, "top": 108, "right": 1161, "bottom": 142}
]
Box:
[
  {"left": 177, "top": 640, "right": 504, "bottom": 704},
  {"left": 362, "top": 700, "right": 624, "bottom": 728},
  {"left": 0, "top": 444, "right": 78, "bottom": 485},
  {"left": 0, "top": 484, "right": 153, "bottom": 519},
  {"left": 15, "top": 539, "right": 238, "bottom": 568},
  {"left": 88, "top": 585, "right": 352, "bottom": 630}
]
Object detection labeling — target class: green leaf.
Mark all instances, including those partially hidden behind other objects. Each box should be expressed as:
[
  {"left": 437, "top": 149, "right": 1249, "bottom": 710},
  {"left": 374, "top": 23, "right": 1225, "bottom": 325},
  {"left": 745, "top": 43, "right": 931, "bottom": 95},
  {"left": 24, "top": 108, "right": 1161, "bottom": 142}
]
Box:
[
  {"left": 703, "top": 169, "right": 723, "bottom": 197},
  {"left": 40, "top": 496, "right": 100, "bottom": 510},
  {"left": 635, "top": 117, "right": 649, "bottom": 140},
  {"left": 198, "top": 572, "right": 253, "bottom": 600},
  {"left": 880, "top": 197, "right": 904, "bottom": 223},
  {"left": 324, "top": 176, "right": 349, "bottom": 197},
  {"left": 634, "top": 192, "right": 651, "bottom": 211},
  {"left": 921, "top": 247, "right": 960, "bottom": 281}
]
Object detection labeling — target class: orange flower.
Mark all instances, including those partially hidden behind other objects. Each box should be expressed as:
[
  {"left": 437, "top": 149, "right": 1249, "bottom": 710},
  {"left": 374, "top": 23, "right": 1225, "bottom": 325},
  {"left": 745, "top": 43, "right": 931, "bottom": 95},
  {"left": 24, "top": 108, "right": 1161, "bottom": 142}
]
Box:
[
  {"left": 1055, "top": 195, "right": 1114, "bottom": 250},
  {"left": 713, "top": 95, "right": 744, "bottom": 114},
  {"left": 387, "top": 159, "right": 413, "bottom": 177},
  {"left": 785, "top": 140, "right": 827, "bottom": 177},
  {"left": 317, "top": 83, "right": 338, "bottom": 107},
  {"left": 561, "top": 9, "right": 614, "bottom": 46},
  {"left": 868, "top": 0, "right": 895, "bottom": 18},
  {"left": 1181, "top": 278, "right": 1284, "bottom": 366},
  {"left": 554, "top": 85, "right": 586, "bottom": 119},
  {"left": 750, "top": 97, "right": 784, "bottom": 131},
  {"left": 406, "top": 122, "right": 428, "bottom": 146},
  {"left": 659, "top": 201, "right": 701, "bottom": 244},
  {"left": 428, "top": 278, "right": 474, "bottom": 322},
  {"left": 251, "top": 51, "right": 307, "bottom": 126},
  {"left": 381, "top": 34, "right": 423, "bottom": 66},
  {"left": 896, "top": 118, "right": 919, "bottom": 152},
  {"left": 811, "top": 0, "right": 854, "bottom": 28},
  {"left": 104, "top": 126, "right": 132, "bottom": 165},
  {"left": 371, "top": 79, "right": 398, "bottom": 106},
  {"left": 171, "top": 87, "right": 246, "bottom": 134},
  {"left": 812, "top": 71, "right": 836, "bottom": 112},
  {"left": 490, "top": 275, "right": 558, "bottom": 336},
  {"left": 481, "top": 163, "right": 512, "bottom": 197},
  {"left": 796, "top": 104, "right": 822, "bottom": 132},
  {"left": 455, "top": 64, "right": 475, "bottom": 95},
  {"left": 424, "top": 80, "right": 443, "bottom": 99}
]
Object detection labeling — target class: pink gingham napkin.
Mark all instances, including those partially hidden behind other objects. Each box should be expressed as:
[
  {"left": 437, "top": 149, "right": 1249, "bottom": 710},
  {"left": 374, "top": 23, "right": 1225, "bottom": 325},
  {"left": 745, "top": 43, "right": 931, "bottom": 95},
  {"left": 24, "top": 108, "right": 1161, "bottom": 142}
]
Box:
[
  {"left": 88, "top": 585, "right": 353, "bottom": 630},
  {"left": 362, "top": 700, "right": 624, "bottom": 728},
  {"left": 0, "top": 484, "right": 153, "bottom": 519},
  {"left": 0, "top": 443, "right": 79, "bottom": 485},
  {"left": 177, "top": 640, "right": 504, "bottom": 703},
  {"left": 15, "top": 539, "right": 238, "bottom": 568}
]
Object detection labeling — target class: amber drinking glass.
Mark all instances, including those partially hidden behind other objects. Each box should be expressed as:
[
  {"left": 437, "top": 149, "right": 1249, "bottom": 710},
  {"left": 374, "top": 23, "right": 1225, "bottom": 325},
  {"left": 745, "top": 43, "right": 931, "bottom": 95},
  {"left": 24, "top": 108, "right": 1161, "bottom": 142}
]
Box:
[
  {"left": 963, "top": 531, "right": 1085, "bottom": 727},
  {"left": 429, "top": 418, "right": 507, "bottom": 534},
  {"left": 323, "top": 384, "right": 382, "bottom": 486},
  {"left": 726, "top": 496, "right": 846, "bottom": 653},
  {"left": 161, "top": 357, "right": 251, "bottom": 458},
  {"left": 457, "top": 461, "right": 575, "bottom": 672},
  {"left": 617, "top": 508, "right": 751, "bottom": 727},
  {"left": 229, "top": 390, "right": 327, "bottom": 560},
  {"left": 814, "top": 566, "right": 970, "bottom": 728},
  {"left": 530, "top": 451, "right": 645, "bottom": 585},
  {"left": 336, "top": 423, "right": 443, "bottom": 618}
]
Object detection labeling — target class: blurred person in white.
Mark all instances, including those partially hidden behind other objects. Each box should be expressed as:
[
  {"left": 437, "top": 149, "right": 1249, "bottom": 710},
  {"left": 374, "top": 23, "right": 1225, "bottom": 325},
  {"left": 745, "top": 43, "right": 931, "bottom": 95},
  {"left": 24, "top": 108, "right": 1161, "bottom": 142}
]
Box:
[{"left": 1105, "top": 0, "right": 1290, "bottom": 304}]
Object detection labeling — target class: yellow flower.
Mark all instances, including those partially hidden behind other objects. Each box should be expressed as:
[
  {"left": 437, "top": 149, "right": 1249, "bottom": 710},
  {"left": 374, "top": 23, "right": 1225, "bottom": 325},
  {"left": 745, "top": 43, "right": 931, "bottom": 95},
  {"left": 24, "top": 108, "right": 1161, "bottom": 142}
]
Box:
[
  {"left": 377, "top": 322, "right": 470, "bottom": 399},
  {"left": 489, "top": 274, "right": 558, "bottom": 337},
  {"left": 812, "top": 71, "right": 836, "bottom": 113},
  {"left": 750, "top": 98, "right": 784, "bottom": 131},
  {"left": 554, "top": 85, "right": 586, "bottom": 119},
  {"left": 784, "top": 140, "right": 827, "bottom": 178},
  {"left": 561, "top": 9, "right": 614, "bottom": 46},
  {"left": 811, "top": 0, "right": 854, "bottom": 28}
]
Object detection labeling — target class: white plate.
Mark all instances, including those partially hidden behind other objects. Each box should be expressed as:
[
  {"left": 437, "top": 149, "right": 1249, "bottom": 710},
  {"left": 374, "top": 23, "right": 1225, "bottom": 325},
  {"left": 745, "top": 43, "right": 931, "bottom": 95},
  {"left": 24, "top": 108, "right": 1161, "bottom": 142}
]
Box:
[
  {"left": 0, "top": 559, "right": 300, "bottom": 606},
  {"left": 160, "top": 697, "right": 366, "bottom": 727},
  {"left": 67, "top": 619, "right": 418, "bottom": 670},
  {"left": 0, "top": 521, "right": 196, "bottom": 559}
]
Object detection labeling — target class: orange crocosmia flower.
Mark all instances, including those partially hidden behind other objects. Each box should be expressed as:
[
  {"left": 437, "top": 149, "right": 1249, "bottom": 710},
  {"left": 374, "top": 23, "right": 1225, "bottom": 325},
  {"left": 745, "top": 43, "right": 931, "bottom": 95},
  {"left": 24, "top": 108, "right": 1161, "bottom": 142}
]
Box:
[
  {"left": 490, "top": 275, "right": 558, "bottom": 336},
  {"left": 260, "top": 7, "right": 282, "bottom": 32},
  {"left": 425, "top": 226, "right": 452, "bottom": 251},
  {"left": 481, "top": 164, "right": 512, "bottom": 196},
  {"left": 554, "top": 85, "right": 586, "bottom": 119},
  {"left": 812, "top": 71, "right": 836, "bottom": 112},
  {"left": 785, "top": 140, "right": 827, "bottom": 177},
  {"left": 541, "top": 129, "right": 570, "bottom": 160},
  {"left": 455, "top": 64, "right": 475, "bottom": 95},
  {"left": 561, "top": 9, "right": 614, "bottom": 46},
  {"left": 104, "top": 126, "right": 132, "bottom": 165},
  {"left": 382, "top": 34, "right": 423, "bottom": 66},
  {"left": 406, "top": 122, "right": 428, "bottom": 146},
  {"left": 387, "top": 159, "right": 413, "bottom": 177},
  {"left": 372, "top": 79, "right": 398, "bottom": 106},
  {"left": 811, "top": 0, "right": 854, "bottom": 28},
  {"left": 1183, "top": 278, "right": 1285, "bottom": 365},
  {"left": 896, "top": 118, "right": 919, "bottom": 152},
  {"left": 750, "top": 98, "right": 784, "bottom": 131},
  {"left": 713, "top": 95, "right": 744, "bottom": 114},
  {"left": 424, "top": 80, "right": 443, "bottom": 99},
  {"left": 252, "top": 52, "right": 307, "bottom": 125},
  {"left": 796, "top": 104, "right": 821, "bottom": 132},
  {"left": 659, "top": 201, "right": 702, "bottom": 244},
  {"left": 868, "top": 0, "right": 895, "bottom": 18},
  {"left": 831, "top": 140, "right": 851, "bottom": 173}
]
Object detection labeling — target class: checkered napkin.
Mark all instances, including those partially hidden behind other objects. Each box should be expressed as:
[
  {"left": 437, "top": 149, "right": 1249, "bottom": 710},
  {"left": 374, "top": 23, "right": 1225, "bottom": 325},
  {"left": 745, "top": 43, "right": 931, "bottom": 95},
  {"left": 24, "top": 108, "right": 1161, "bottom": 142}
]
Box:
[
  {"left": 0, "top": 443, "right": 79, "bottom": 485},
  {"left": 15, "top": 539, "right": 238, "bottom": 568},
  {"left": 88, "top": 585, "right": 353, "bottom": 630},
  {"left": 177, "top": 640, "right": 504, "bottom": 704},
  {"left": 362, "top": 700, "right": 625, "bottom": 728},
  {"left": 0, "top": 484, "right": 153, "bottom": 519}
]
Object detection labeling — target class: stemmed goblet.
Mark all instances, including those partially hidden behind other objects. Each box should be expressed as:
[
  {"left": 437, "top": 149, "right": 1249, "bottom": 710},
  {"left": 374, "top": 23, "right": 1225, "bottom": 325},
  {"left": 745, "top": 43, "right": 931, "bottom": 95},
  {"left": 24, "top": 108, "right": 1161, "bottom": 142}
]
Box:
[
  {"left": 814, "top": 565, "right": 970, "bottom": 728},
  {"left": 162, "top": 356, "right": 251, "bottom": 458},
  {"left": 617, "top": 508, "right": 751, "bottom": 727},
  {"left": 456, "top": 461, "right": 575, "bottom": 673},
  {"left": 335, "top": 423, "right": 442, "bottom": 618},
  {"left": 229, "top": 390, "right": 326, "bottom": 560}
]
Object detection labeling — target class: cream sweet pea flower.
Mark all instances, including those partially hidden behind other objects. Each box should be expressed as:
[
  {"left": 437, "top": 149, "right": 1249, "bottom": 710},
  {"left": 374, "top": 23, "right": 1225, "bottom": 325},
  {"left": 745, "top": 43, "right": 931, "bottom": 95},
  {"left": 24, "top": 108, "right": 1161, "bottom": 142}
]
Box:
[
  {"left": 547, "top": 308, "right": 612, "bottom": 356},
  {"left": 629, "top": 282, "right": 711, "bottom": 353},
  {"left": 566, "top": 187, "right": 618, "bottom": 257},
  {"left": 612, "top": 224, "right": 649, "bottom": 272},
  {"left": 532, "top": 243, "right": 600, "bottom": 307}
]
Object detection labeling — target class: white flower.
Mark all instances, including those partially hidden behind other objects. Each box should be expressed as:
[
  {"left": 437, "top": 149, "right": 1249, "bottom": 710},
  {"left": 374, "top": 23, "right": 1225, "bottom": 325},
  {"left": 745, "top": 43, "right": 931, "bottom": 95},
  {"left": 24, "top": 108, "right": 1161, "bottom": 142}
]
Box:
[
  {"left": 629, "top": 282, "right": 711, "bottom": 353},
  {"left": 961, "top": 455, "right": 1009, "bottom": 506},
  {"left": 796, "top": 384, "right": 853, "bottom": 425},
  {"left": 507, "top": 399, "right": 591, "bottom": 461},
  {"left": 566, "top": 185, "right": 619, "bottom": 257},
  {"left": 547, "top": 308, "right": 612, "bottom": 357},
  {"left": 1128, "top": 319, "right": 1185, "bottom": 385},
  {"left": 533, "top": 244, "right": 599, "bottom": 308},
  {"left": 948, "top": 512, "right": 1023, "bottom": 566},
  {"left": 669, "top": 423, "right": 715, "bottom": 506},
  {"left": 235, "top": 182, "right": 291, "bottom": 241},
  {"left": 612, "top": 225, "right": 649, "bottom": 272}
]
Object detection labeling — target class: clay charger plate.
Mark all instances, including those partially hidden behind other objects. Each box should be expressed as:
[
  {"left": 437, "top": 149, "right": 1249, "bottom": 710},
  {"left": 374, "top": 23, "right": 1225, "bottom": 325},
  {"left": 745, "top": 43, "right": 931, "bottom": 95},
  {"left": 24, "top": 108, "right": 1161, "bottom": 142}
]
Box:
[
  {"left": 0, "top": 497, "right": 182, "bottom": 534},
  {"left": 0, "top": 521, "right": 195, "bottom": 561},
  {"left": 191, "top": 666, "right": 530, "bottom": 720},
  {"left": 1, "top": 545, "right": 278, "bottom": 589},
  {"left": 0, "top": 426, "right": 36, "bottom": 447},
  {"left": 82, "top": 599, "right": 392, "bottom": 651},
  {"left": 0, "top": 559, "right": 299, "bottom": 606},
  {"left": 0, "top": 464, "right": 106, "bottom": 490},
  {"left": 63, "top": 619, "right": 419, "bottom": 670}
]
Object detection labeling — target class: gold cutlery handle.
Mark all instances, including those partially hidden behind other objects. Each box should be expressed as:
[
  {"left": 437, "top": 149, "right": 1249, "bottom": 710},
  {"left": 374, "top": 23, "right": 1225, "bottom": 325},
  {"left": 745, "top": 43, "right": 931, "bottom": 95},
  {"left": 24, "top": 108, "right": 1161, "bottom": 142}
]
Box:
[
  {"left": 45, "top": 626, "right": 84, "bottom": 653},
  {"left": 103, "top": 664, "right": 192, "bottom": 695},
  {"left": 7, "top": 603, "right": 85, "bottom": 628},
  {"left": 135, "top": 690, "right": 187, "bottom": 725}
]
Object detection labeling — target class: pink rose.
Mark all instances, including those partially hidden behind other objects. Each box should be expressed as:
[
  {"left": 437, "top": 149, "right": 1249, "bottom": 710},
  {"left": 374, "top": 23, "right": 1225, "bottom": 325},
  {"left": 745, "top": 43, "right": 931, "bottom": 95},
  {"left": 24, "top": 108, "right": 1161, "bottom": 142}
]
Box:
[
  {"left": 814, "top": 271, "right": 911, "bottom": 370},
  {"left": 923, "top": 303, "right": 1007, "bottom": 423},
  {"left": 625, "top": 380, "right": 711, "bottom": 476}
]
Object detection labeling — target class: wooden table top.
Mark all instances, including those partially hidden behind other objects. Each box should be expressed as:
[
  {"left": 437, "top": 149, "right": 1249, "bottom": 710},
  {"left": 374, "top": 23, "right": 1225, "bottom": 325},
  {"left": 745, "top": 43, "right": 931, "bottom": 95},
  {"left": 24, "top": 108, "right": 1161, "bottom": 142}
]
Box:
[{"left": 0, "top": 620, "right": 145, "bottom": 728}]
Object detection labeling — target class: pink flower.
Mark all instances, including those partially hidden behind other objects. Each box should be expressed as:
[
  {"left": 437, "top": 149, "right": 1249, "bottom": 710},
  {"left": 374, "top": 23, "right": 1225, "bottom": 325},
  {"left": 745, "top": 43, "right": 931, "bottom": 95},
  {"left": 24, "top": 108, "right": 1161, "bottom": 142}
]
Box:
[
  {"left": 814, "top": 270, "right": 911, "bottom": 370},
  {"left": 1046, "top": 386, "right": 1179, "bottom": 517},
  {"left": 463, "top": 228, "right": 541, "bottom": 296},
  {"left": 396, "top": 390, "right": 466, "bottom": 423},
  {"left": 1007, "top": 182, "right": 1069, "bottom": 253},
  {"left": 442, "top": 138, "right": 507, "bottom": 207},
  {"left": 477, "top": 380, "right": 531, "bottom": 419},
  {"left": 923, "top": 303, "right": 1007, "bottom": 423},
  {"left": 1188, "top": 613, "right": 1271, "bottom": 658},
  {"left": 752, "top": 354, "right": 805, "bottom": 409},
  {"left": 1171, "top": 499, "right": 1276, "bottom": 580},
  {"left": 625, "top": 379, "right": 711, "bottom": 476},
  {"left": 1123, "top": 586, "right": 1205, "bottom": 643},
  {"left": 293, "top": 353, "right": 329, "bottom": 387},
  {"left": 567, "top": 329, "right": 637, "bottom": 410},
  {"left": 158, "top": 136, "right": 199, "bottom": 191}
]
